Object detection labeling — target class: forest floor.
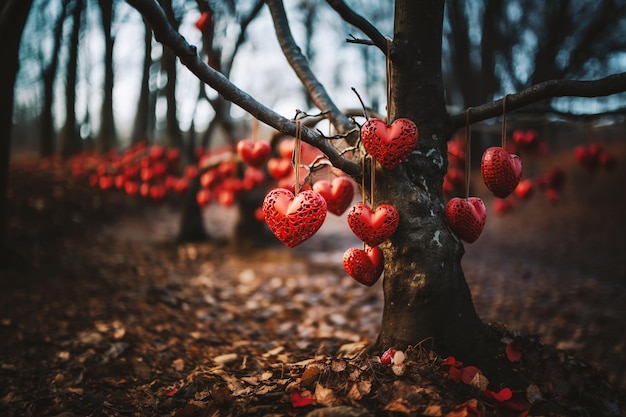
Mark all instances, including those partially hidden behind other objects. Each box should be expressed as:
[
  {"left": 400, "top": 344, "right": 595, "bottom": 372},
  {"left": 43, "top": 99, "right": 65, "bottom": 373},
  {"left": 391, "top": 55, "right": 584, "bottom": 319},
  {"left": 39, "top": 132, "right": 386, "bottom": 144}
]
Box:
[{"left": 1, "top": 144, "right": 626, "bottom": 417}]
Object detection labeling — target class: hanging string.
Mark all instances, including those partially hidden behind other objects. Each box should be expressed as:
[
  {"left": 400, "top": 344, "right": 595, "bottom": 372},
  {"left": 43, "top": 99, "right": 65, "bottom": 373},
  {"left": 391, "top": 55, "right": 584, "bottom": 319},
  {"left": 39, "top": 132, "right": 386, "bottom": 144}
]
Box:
[
  {"left": 385, "top": 38, "right": 392, "bottom": 123},
  {"left": 360, "top": 156, "right": 369, "bottom": 202},
  {"left": 370, "top": 157, "right": 376, "bottom": 209},
  {"left": 501, "top": 95, "right": 509, "bottom": 149},
  {"left": 465, "top": 108, "right": 472, "bottom": 200},
  {"left": 294, "top": 120, "right": 302, "bottom": 194},
  {"left": 252, "top": 117, "right": 259, "bottom": 142}
]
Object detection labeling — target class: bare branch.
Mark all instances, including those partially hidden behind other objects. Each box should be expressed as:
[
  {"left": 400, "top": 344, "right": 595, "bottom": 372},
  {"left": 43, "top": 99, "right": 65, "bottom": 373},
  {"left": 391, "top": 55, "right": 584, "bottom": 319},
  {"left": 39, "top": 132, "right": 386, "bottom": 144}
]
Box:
[
  {"left": 125, "top": 0, "right": 361, "bottom": 177},
  {"left": 264, "top": 0, "right": 354, "bottom": 135},
  {"left": 450, "top": 72, "right": 626, "bottom": 131},
  {"left": 326, "top": 0, "right": 387, "bottom": 53}
]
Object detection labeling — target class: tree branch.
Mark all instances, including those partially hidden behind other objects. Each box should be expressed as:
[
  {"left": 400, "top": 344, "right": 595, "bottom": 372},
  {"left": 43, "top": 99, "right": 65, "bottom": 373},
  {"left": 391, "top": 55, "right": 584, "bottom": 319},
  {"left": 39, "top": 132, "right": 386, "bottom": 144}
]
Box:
[
  {"left": 450, "top": 72, "right": 626, "bottom": 131},
  {"left": 264, "top": 0, "right": 355, "bottom": 136},
  {"left": 326, "top": 0, "right": 387, "bottom": 53},
  {"left": 125, "top": 0, "right": 360, "bottom": 177}
]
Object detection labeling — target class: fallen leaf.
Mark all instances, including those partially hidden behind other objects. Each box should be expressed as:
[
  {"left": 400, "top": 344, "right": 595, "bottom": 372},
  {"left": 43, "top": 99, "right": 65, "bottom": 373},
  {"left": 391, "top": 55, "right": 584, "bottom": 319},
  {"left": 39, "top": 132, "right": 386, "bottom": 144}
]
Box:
[
  {"left": 213, "top": 353, "right": 238, "bottom": 365},
  {"left": 526, "top": 384, "right": 542, "bottom": 403},
  {"left": 314, "top": 383, "right": 339, "bottom": 407},
  {"left": 445, "top": 399, "right": 481, "bottom": 417},
  {"left": 460, "top": 366, "right": 482, "bottom": 385},
  {"left": 423, "top": 404, "right": 443, "bottom": 416},
  {"left": 384, "top": 398, "right": 416, "bottom": 413},
  {"left": 469, "top": 372, "right": 489, "bottom": 391},
  {"left": 301, "top": 364, "right": 322, "bottom": 387}
]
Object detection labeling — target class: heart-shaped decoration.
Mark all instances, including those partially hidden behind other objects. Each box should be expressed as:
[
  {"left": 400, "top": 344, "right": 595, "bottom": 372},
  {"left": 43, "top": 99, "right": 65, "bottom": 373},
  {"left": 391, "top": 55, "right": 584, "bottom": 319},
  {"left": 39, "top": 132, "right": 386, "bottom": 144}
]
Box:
[
  {"left": 481, "top": 147, "right": 522, "bottom": 198},
  {"left": 445, "top": 197, "right": 486, "bottom": 243},
  {"left": 237, "top": 139, "right": 271, "bottom": 168},
  {"left": 347, "top": 203, "right": 400, "bottom": 247},
  {"left": 262, "top": 188, "right": 327, "bottom": 248},
  {"left": 343, "top": 245, "right": 384, "bottom": 286},
  {"left": 312, "top": 177, "right": 355, "bottom": 216},
  {"left": 267, "top": 157, "right": 293, "bottom": 180},
  {"left": 360, "top": 117, "right": 418, "bottom": 170}
]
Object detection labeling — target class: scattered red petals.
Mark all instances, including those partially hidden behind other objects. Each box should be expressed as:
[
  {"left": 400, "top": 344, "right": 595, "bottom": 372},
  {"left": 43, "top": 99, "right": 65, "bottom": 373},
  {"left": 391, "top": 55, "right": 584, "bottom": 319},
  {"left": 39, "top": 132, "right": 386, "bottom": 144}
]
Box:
[
  {"left": 381, "top": 347, "right": 397, "bottom": 365},
  {"left": 484, "top": 387, "right": 512, "bottom": 402},
  {"left": 290, "top": 390, "right": 313, "bottom": 408},
  {"left": 506, "top": 343, "right": 522, "bottom": 362},
  {"left": 442, "top": 356, "right": 463, "bottom": 367}
]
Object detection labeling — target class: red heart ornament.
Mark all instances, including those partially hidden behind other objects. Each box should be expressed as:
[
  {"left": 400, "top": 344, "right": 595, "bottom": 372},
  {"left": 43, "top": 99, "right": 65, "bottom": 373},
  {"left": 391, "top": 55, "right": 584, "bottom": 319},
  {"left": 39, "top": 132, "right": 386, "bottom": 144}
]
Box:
[
  {"left": 343, "top": 245, "right": 384, "bottom": 286},
  {"left": 360, "top": 117, "right": 418, "bottom": 170},
  {"left": 312, "top": 177, "right": 355, "bottom": 216},
  {"left": 262, "top": 188, "right": 327, "bottom": 248},
  {"left": 445, "top": 197, "right": 486, "bottom": 243},
  {"left": 481, "top": 147, "right": 522, "bottom": 198},
  {"left": 267, "top": 157, "right": 293, "bottom": 180},
  {"left": 237, "top": 139, "right": 271, "bottom": 168},
  {"left": 347, "top": 203, "right": 400, "bottom": 247}
]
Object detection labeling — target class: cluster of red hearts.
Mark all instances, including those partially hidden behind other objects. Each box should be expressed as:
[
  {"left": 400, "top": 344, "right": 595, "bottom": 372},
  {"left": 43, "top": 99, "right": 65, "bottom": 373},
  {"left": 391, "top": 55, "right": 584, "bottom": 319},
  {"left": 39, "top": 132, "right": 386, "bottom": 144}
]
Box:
[
  {"left": 69, "top": 142, "right": 189, "bottom": 202},
  {"left": 444, "top": 129, "right": 619, "bottom": 220},
  {"left": 445, "top": 128, "right": 526, "bottom": 243},
  {"left": 68, "top": 141, "right": 269, "bottom": 208},
  {"left": 263, "top": 117, "right": 418, "bottom": 287}
]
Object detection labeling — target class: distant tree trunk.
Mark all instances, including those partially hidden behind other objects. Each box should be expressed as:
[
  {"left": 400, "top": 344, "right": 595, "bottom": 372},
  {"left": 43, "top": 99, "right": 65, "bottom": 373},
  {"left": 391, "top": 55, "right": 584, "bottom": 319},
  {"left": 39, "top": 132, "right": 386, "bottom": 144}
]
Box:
[
  {"left": 159, "top": 0, "right": 183, "bottom": 149},
  {"left": 176, "top": 176, "right": 209, "bottom": 242},
  {"left": 131, "top": 18, "right": 153, "bottom": 145},
  {"left": 40, "top": 0, "right": 69, "bottom": 158},
  {"left": 0, "top": 0, "right": 33, "bottom": 263},
  {"left": 58, "top": 0, "right": 84, "bottom": 158},
  {"left": 95, "top": 0, "right": 117, "bottom": 153}
]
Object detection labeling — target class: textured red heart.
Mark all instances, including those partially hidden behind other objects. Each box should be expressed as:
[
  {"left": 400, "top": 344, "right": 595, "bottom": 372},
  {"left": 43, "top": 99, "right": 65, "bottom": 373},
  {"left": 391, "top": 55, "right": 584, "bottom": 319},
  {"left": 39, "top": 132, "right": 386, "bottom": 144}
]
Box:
[
  {"left": 237, "top": 139, "right": 271, "bottom": 168},
  {"left": 360, "top": 118, "right": 418, "bottom": 170},
  {"left": 481, "top": 147, "right": 522, "bottom": 198},
  {"left": 262, "top": 188, "right": 327, "bottom": 248},
  {"left": 347, "top": 203, "right": 400, "bottom": 247},
  {"left": 312, "top": 177, "right": 355, "bottom": 216},
  {"left": 343, "top": 245, "right": 384, "bottom": 286},
  {"left": 445, "top": 197, "right": 486, "bottom": 243}
]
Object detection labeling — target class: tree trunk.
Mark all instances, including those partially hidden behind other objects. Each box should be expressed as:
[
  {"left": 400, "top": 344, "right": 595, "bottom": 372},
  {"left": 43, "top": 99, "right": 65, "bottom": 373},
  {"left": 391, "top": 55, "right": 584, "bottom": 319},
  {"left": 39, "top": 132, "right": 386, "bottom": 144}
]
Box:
[
  {"left": 58, "top": 0, "right": 84, "bottom": 158},
  {"left": 40, "top": 0, "right": 68, "bottom": 158},
  {"left": 374, "top": 0, "right": 522, "bottom": 387},
  {"left": 96, "top": 0, "right": 117, "bottom": 153},
  {"left": 0, "top": 0, "right": 33, "bottom": 262},
  {"left": 131, "top": 18, "right": 153, "bottom": 145},
  {"left": 159, "top": 0, "right": 183, "bottom": 149}
]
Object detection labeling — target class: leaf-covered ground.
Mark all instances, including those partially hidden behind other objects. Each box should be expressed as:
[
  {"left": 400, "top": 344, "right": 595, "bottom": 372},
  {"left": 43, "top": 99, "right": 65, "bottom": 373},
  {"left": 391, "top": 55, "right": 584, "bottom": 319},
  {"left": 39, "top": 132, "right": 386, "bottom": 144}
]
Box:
[{"left": 1, "top": 147, "right": 625, "bottom": 417}]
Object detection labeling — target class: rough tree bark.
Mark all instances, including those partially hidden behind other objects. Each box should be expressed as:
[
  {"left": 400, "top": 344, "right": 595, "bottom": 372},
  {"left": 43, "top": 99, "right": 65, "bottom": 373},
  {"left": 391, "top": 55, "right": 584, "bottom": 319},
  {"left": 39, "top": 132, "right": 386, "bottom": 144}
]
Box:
[{"left": 126, "top": 0, "right": 626, "bottom": 387}]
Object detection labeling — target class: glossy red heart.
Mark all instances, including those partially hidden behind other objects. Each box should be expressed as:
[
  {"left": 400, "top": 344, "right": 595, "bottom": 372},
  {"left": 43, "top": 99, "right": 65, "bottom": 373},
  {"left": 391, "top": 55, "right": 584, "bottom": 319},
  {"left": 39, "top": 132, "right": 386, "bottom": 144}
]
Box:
[
  {"left": 343, "top": 245, "right": 384, "bottom": 286},
  {"left": 262, "top": 188, "right": 327, "bottom": 248},
  {"left": 312, "top": 177, "right": 355, "bottom": 216},
  {"left": 360, "top": 117, "right": 418, "bottom": 170},
  {"left": 237, "top": 139, "right": 271, "bottom": 168},
  {"left": 445, "top": 197, "right": 486, "bottom": 243},
  {"left": 481, "top": 147, "right": 522, "bottom": 198},
  {"left": 267, "top": 157, "right": 293, "bottom": 180},
  {"left": 347, "top": 203, "right": 400, "bottom": 247}
]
